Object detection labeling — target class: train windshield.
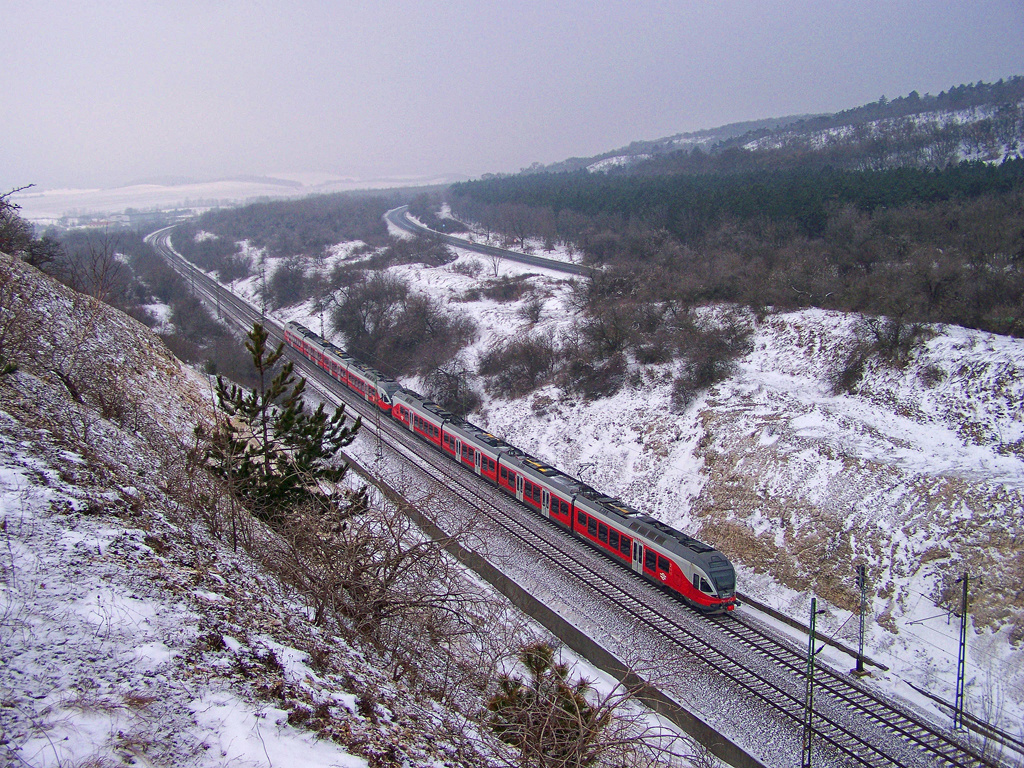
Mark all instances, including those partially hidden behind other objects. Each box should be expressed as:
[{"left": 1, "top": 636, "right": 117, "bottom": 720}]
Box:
[{"left": 709, "top": 562, "right": 735, "bottom": 594}]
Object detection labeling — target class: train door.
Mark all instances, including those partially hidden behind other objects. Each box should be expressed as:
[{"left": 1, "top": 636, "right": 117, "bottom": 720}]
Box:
[
  {"left": 631, "top": 541, "right": 643, "bottom": 574},
  {"left": 474, "top": 450, "right": 482, "bottom": 475},
  {"left": 455, "top": 438, "right": 462, "bottom": 462},
  {"left": 540, "top": 489, "right": 551, "bottom": 518},
  {"left": 515, "top": 474, "right": 524, "bottom": 502}
]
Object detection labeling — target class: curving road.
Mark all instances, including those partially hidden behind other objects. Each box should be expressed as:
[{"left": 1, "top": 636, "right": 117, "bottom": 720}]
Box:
[{"left": 385, "top": 205, "right": 597, "bottom": 277}]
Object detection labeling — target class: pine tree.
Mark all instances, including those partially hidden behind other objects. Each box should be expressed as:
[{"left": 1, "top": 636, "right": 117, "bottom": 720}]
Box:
[
  {"left": 487, "top": 642, "right": 612, "bottom": 768},
  {"left": 207, "top": 322, "right": 360, "bottom": 522}
]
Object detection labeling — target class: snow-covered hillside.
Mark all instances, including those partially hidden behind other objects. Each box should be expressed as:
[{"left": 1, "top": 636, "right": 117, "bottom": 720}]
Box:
[
  {"left": 244, "top": 229, "right": 1024, "bottom": 734},
  {"left": 742, "top": 103, "right": 1024, "bottom": 165},
  {"left": 0, "top": 252, "right": 498, "bottom": 768}
]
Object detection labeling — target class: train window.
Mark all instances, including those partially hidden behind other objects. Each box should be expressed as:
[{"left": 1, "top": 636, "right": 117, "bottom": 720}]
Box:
[
  {"left": 598, "top": 523, "right": 608, "bottom": 543},
  {"left": 500, "top": 467, "right": 508, "bottom": 481},
  {"left": 560, "top": 500, "right": 569, "bottom": 516},
  {"left": 533, "top": 486, "right": 541, "bottom": 502},
  {"left": 609, "top": 530, "right": 619, "bottom": 549},
  {"left": 658, "top": 556, "right": 670, "bottom": 573},
  {"left": 577, "top": 510, "right": 586, "bottom": 525},
  {"left": 587, "top": 518, "right": 597, "bottom": 537},
  {"left": 524, "top": 480, "right": 533, "bottom": 497},
  {"left": 694, "top": 576, "right": 713, "bottom": 593},
  {"left": 644, "top": 550, "right": 656, "bottom": 571},
  {"left": 620, "top": 536, "right": 630, "bottom": 556}
]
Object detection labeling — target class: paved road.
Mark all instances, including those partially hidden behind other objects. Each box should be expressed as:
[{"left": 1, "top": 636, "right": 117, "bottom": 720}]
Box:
[{"left": 385, "top": 205, "right": 597, "bottom": 277}]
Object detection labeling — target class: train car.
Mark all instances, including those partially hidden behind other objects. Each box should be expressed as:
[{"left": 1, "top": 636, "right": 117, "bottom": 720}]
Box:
[
  {"left": 571, "top": 489, "right": 735, "bottom": 611},
  {"left": 494, "top": 446, "right": 735, "bottom": 612},
  {"left": 392, "top": 388, "right": 447, "bottom": 448},
  {"left": 286, "top": 322, "right": 400, "bottom": 412},
  {"left": 283, "top": 320, "right": 736, "bottom": 613}
]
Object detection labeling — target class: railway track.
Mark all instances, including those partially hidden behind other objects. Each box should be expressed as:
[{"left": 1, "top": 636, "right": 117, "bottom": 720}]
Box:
[
  {"left": 337, "top": 392, "right": 999, "bottom": 768},
  {"left": 146, "top": 225, "right": 1014, "bottom": 768}
]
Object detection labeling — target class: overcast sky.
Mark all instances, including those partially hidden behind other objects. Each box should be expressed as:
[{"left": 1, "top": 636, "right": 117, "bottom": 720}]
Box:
[{"left": 4, "top": 0, "right": 1023, "bottom": 190}]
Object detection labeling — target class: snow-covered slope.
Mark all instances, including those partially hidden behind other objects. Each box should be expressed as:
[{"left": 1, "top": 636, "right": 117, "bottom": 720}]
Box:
[
  {"left": 742, "top": 104, "right": 1024, "bottom": 165},
  {"left": 0, "top": 252, "right": 492, "bottom": 768}
]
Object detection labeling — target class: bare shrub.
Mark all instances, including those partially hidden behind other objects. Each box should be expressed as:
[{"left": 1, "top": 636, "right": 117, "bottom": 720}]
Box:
[
  {"left": 265, "top": 485, "right": 493, "bottom": 680},
  {"left": 859, "top": 313, "right": 931, "bottom": 367},
  {"left": 0, "top": 187, "right": 36, "bottom": 258},
  {"left": 830, "top": 312, "right": 932, "bottom": 394},
  {"left": 918, "top": 363, "right": 946, "bottom": 387},
  {"left": 670, "top": 317, "right": 752, "bottom": 411},
  {"left": 481, "top": 275, "right": 534, "bottom": 303},
  {"left": 334, "top": 272, "right": 477, "bottom": 376},
  {"left": 370, "top": 235, "right": 455, "bottom": 269},
  {"left": 560, "top": 352, "right": 628, "bottom": 401},
  {"left": 424, "top": 357, "right": 482, "bottom": 417},
  {"left": 269, "top": 255, "right": 308, "bottom": 308},
  {"left": 517, "top": 294, "right": 544, "bottom": 324},
  {"left": 61, "top": 229, "right": 133, "bottom": 306},
  {"left": 450, "top": 258, "right": 483, "bottom": 278},
  {"left": 479, "top": 332, "right": 559, "bottom": 398},
  {"left": 829, "top": 348, "right": 868, "bottom": 395}
]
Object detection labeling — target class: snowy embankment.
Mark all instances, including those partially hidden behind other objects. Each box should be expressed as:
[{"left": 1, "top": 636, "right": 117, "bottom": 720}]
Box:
[
  {"left": 0, "top": 252, "right": 491, "bottom": 768},
  {"left": 248, "top": 230, "right": 1024, "bottom": 734}
]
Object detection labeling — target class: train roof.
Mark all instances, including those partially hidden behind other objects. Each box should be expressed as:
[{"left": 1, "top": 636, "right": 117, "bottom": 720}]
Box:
[
  {"left": 393, "top": 388, "right": 456, "bottom": 422},
  {"left": 288, "top": 324, "right": 399, "bottom": 390}
]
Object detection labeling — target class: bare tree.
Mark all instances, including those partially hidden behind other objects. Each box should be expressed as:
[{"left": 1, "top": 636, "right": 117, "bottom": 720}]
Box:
[
  {"left": 424, "top": 355, "right": 481, "bottom": 417},
  {"left": 489, "top": 250, "right": 504, "bottom": 277},
  {"left": 0, "top": 186, "right": 35, "bottom": 257},
  {"left": 63, "top": 229, "right": 131, "bottom": 305},
  {"left": 267, "top": 483, "right": 481, "bottom": 636}
]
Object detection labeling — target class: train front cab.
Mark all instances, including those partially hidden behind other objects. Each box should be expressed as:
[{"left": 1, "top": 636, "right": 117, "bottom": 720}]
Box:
[{"left": 673, "top": 558, "right": 735, "bottom": 613}]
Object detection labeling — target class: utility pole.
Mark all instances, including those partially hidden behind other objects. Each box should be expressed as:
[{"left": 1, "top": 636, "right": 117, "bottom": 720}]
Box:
[
  {"left": 954, "top": 572, "right": 971, "bottom": 730},
  {"left": 853, "top": 564, "right": 869, "bottom": 677},
  {"left": 802, "top": 597, "right": 827, "bottom": 768},
  {"left": 374, "top": 403, "right": 384, "bottom": 469}
]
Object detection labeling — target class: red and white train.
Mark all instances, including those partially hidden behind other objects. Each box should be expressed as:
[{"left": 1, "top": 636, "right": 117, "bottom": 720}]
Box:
[{"left": 283, "top": 321, "right": 737, "bottom": 613}]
